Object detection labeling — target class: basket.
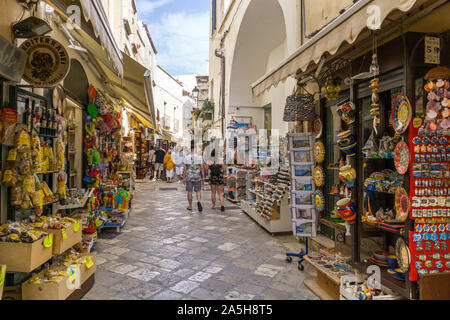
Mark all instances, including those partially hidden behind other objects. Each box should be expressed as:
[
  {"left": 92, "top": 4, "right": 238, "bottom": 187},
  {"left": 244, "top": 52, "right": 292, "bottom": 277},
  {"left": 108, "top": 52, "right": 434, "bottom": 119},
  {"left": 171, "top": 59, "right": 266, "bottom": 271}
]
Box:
[{"left": 283, "top": 88, "right": 316, "bottom": 122}]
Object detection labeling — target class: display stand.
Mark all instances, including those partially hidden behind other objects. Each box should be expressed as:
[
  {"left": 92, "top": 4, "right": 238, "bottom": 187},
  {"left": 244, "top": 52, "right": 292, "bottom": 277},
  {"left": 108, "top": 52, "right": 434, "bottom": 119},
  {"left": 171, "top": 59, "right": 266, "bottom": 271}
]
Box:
[
  {"left": 225, "top": 168, "right": 247, "bottom": 203},
  {"left": 241, "top": 169, "right": 292, "bottom": 235}
]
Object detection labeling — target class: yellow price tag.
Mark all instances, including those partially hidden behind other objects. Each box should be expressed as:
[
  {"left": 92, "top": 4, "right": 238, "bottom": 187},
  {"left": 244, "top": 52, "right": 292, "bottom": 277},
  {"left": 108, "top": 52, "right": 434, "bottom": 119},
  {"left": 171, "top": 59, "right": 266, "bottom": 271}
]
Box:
[
  {"left": 0, "top": 266, "right": 5, "bottom": 287},
  {"left": 73, "top": 221, "right": 80, "bottom": 232},
  {"left": 43, "top": 234, "right": 53, "bottom": 248},
  {"left": 85, "top": 256, "right": 94, "bottom": 269},
  {"left": 61, "top": 228, "right": 67, "bottom": 240}
]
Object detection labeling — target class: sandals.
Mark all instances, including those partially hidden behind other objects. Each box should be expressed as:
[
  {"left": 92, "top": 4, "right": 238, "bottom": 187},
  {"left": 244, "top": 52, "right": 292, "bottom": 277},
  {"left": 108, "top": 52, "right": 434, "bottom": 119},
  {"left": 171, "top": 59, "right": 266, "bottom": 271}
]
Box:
[{"left": 187, "top": 207, "right": 192, "bottom": 211}]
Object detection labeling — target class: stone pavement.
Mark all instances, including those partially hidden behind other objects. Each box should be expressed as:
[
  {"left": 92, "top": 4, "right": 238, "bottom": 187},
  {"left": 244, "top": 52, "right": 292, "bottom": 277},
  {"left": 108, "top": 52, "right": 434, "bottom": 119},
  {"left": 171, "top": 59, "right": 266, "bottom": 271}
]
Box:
[{"left": 83, "top": 180, "right": 318, "bottom": 300}]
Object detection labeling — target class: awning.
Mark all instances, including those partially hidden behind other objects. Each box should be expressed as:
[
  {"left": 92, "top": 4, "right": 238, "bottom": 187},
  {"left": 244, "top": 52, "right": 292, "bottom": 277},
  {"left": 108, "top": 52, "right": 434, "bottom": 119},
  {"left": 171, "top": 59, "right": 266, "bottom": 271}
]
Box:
[
  {"left": 79, "top": 0, "right": 123, "bottom": 76},
  {"left": 130, "top": 111, "right": 153, "bottom": 129},
  {"left": 61, "top": 22, "right": 156, "bottom": 127},
  {"left": 251, "top": 0, "right": 421, "bottom": 96}
]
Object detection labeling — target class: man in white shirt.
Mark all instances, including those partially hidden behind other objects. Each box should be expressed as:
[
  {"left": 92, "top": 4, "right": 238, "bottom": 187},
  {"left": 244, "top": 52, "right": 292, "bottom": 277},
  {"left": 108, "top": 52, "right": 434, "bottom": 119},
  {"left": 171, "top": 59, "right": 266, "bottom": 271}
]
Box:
[{"left": 183, "top": 147, "right": 205, "bottom": 212}]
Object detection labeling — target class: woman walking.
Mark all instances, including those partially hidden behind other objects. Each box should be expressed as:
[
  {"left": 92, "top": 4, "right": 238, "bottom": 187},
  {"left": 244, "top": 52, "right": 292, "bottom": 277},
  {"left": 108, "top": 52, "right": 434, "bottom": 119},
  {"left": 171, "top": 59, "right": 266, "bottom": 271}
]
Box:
[
  {"left": 164, "top": 150, "right": 176, "bottom": 183},
  {"left": 206, "top": 150, "right": 227, "bottom": 212}
]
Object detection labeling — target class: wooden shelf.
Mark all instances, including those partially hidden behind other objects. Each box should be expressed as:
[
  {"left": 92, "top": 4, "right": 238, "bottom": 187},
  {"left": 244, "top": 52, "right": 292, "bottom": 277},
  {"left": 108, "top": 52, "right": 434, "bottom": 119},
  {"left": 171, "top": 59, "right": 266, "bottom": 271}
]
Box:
[{"left": 319, "top": 218, "right": 346, "bottom": 232}]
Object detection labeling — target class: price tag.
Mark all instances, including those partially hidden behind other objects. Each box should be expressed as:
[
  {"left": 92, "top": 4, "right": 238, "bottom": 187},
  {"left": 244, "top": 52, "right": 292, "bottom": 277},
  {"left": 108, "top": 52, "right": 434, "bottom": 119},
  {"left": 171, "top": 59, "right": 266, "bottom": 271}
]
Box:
[
  {"left": 95, "top": 219, "right": 103, "bottom": 227},
  {"left": 61, "top": 228, "right": 67, "bottom": 240},
  {"left": 43, "top": 234, "right": 53, "bottom": 248},
  {"left": 0, "top": 266, "right": 5, "bottom": 287},
  {"left": 85, "top": 256, "right": 94, "bottom": 269},
  {"left": 73, "top": 221, "right": 80, "bottom": 232}
]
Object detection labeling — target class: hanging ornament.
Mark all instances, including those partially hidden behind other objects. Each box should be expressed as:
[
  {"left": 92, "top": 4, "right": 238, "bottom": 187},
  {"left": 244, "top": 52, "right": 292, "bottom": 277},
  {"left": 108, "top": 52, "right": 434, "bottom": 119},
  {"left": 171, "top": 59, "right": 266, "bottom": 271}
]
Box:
[
  {"left": 369, "top": 78, "right": 380, "bottom": 134},
  {"left": 321, "top": 76, "right": 342, "bottom": 101}
]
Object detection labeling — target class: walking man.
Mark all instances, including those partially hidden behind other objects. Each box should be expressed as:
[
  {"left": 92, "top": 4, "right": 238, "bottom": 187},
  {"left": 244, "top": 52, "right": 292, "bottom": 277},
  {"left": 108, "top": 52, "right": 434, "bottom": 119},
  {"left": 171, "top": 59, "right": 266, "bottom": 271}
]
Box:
[
  {"left": 183, "top": 147, "right": 205, "bottom": 212},
  {"left": 173, "top": 147, "right": 185, "bottom": 184},
  {"left": 153, "top": 147, "right": 166, "bottom": 181}
]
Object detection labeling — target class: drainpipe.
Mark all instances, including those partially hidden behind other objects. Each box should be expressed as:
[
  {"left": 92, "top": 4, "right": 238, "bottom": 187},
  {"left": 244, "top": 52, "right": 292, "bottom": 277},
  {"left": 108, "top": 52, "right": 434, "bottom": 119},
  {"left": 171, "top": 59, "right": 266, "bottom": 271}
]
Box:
[{"left": 215, "top": 48, "right": 226, "bottom": 140}]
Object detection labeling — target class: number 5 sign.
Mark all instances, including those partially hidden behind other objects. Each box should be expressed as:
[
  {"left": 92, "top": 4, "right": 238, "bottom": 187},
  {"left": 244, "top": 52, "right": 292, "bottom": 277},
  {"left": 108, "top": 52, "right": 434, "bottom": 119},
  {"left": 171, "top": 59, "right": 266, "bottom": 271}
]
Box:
[{"left": 424, "top": 36, "right": 440, "bottom": 64}]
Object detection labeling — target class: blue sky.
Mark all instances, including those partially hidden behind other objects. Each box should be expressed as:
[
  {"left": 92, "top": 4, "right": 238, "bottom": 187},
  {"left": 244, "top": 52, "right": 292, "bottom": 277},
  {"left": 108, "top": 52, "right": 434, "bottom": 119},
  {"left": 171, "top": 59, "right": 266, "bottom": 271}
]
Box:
[{"left": 135, "top": 0, "right": 210, "bottom": 76}]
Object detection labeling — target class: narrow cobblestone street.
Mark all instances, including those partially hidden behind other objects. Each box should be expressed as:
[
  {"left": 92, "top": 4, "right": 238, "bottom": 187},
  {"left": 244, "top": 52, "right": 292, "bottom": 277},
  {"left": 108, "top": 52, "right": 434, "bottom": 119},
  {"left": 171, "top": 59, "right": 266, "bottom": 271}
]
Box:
[{"left": 83, "top": 181, "right": 318, "bottom": 300}]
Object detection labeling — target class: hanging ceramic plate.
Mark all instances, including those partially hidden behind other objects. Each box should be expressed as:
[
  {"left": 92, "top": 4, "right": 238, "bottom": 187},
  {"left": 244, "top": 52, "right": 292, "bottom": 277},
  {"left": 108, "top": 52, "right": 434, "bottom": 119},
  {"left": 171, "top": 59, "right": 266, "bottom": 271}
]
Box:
[
  {"left": 391, "top": 94, "right": 412, "bottom": 134},
  {"left": 313, "top": 166, "right": 325, "bottom": 187},
  {"left": 313, "top": 190, "right": 325, "bottom": 212},
  {"left": 52, "top": 87, "right": 60, "bottom": 110},
  {"left": 395, "top": 237, "right": 411, "bottom": 273},
  {"left": 311, "top": 117, "right": 323, "bottom": 139},
  {"left": 394, "top": 141, "right": 410, "bottom": 175},
  {"left": 313, "top": 141, "right": 325, "bottom": 163},
  {"left": 395, "top": 187, "right": 409, "bottom": 222}
]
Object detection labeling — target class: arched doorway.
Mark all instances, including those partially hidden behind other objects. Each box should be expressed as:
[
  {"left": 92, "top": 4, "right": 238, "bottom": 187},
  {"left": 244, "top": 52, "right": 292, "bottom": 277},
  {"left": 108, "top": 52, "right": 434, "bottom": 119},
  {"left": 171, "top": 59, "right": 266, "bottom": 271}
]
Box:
[{"left": 228, "top": 0, "right": 287, "bottom": 112}]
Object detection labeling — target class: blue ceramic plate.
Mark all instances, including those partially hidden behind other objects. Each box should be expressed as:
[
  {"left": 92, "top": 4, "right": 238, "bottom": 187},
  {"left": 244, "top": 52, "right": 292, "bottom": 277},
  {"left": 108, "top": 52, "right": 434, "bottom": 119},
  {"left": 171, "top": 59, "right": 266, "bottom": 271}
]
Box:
[{"left": 391, "top": 273, "right": 406, "bottom": 281}]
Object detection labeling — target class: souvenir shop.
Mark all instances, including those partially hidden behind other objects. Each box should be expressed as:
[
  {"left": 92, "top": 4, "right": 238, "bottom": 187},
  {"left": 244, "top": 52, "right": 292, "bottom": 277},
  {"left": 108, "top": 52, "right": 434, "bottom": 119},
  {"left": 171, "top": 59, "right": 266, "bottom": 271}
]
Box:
[
  {"left": 0, "top": 3, "right": 147, "bottom": 300},
  {"left": 277, "top": 8, "right": 450, "bottom": 300}
]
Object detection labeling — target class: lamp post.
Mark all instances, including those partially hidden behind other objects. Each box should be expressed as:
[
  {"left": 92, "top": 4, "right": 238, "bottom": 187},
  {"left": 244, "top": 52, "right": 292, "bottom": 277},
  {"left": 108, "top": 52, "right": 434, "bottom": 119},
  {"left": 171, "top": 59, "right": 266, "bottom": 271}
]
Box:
[{"left": 192, "top": 86, "right": 199, "bottom": 108}]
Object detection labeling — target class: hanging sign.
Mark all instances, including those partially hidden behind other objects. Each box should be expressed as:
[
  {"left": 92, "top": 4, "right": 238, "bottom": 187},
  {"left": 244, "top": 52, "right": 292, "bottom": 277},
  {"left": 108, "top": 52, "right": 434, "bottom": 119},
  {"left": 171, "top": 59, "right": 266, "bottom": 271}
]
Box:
[
  {"left": 19, "top": 36, "right": 70, "bottom": 87},
  {"left": 0, "top": 34, "right": 27, "bottom": 82},
  {"left": 424, "top": 36, "right": 440, "bottom": 64}
]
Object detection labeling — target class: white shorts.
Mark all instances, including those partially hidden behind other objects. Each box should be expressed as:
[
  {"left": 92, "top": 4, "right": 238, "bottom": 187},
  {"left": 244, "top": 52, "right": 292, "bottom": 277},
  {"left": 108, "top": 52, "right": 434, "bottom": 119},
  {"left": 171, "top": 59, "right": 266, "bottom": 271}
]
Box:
[
  {"left": 176, "top": 167, "right": 184, "bottom": 175},
  {"left": 166, "top": 169, "right": 174, "bottom": 178}
]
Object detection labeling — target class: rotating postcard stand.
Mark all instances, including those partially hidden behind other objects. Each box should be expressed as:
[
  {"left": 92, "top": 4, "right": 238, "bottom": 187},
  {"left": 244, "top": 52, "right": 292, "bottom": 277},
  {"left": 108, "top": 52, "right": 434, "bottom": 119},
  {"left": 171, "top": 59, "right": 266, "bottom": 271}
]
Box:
[{"left": 285, "top": 133, "right": 318, "bottom": 271}]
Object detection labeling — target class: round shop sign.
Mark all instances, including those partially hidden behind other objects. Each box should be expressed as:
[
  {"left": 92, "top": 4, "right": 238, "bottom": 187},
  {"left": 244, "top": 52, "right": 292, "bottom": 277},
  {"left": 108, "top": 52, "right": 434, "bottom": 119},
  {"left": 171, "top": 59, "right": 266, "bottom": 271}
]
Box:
[{"left": 20, "top": 36, "right": 70, "bottom": 87}]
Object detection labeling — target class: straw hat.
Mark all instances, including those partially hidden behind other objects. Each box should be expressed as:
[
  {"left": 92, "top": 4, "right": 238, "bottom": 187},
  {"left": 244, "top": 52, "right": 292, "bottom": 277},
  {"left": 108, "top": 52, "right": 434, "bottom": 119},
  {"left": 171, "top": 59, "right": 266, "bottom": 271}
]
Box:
[{"left": 424, "top": 66, "right": 450, "bottom": 80}]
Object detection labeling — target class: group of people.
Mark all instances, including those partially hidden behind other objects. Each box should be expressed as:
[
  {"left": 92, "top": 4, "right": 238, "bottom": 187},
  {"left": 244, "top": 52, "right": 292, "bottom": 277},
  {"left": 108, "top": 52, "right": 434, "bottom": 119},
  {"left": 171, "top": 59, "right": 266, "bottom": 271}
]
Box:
[
  {"left": 147, "top": 146, "right": 227, "bottom": 212},
  {"left": 148, "top": 146, "right": 186, "bottom": 183}
]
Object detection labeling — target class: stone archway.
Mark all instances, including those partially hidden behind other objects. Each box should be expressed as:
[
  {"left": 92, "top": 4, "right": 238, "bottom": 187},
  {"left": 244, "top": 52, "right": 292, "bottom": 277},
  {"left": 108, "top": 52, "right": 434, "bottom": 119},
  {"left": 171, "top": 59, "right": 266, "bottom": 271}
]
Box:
[{"left": 228, "top": 0, "right": 287, "bottom": 110}]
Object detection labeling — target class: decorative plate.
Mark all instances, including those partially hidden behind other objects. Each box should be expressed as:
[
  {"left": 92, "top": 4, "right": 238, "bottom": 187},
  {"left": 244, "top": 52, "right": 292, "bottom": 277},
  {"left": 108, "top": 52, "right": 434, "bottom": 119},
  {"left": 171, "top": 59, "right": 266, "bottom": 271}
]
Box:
[
  {"left": 52, "top": 87, "right": 60, "bottom": 110},
  {"left": 394, "top": 141, "right": 410, "bottom": 175},
  {"left": 395, "top": 187, "right": 409, "bottom": 222},
  {"left": 313, "top": 141, "right": 325, "bottom": 163},
  {"left": 313, "top": 190, "right": 325, "bottom": 212},
  {"left": 395, "top": 237, "right": 411, "bottom": 273},
  {"left": 391, "top": 94, "right": 412, "bottom": 134},
  {"left": 311, "top": 117, "right": 323, "bottom": 139},
  {"left": 313, "top": 166, "right": 325, "bottom": 187}
]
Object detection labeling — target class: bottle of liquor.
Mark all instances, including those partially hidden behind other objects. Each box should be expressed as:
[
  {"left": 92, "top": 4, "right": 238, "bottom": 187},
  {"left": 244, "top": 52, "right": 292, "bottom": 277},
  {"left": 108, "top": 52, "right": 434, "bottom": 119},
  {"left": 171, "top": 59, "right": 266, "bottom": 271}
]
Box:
[
  {"left": 47, "top": 109, "right": 53, "bottom": 136},
  {"left": 30, "top": 100, "right": 36, "bottom": 133},
  {"left": 40, "top": 105, "right": 47, "bottom": 135}
]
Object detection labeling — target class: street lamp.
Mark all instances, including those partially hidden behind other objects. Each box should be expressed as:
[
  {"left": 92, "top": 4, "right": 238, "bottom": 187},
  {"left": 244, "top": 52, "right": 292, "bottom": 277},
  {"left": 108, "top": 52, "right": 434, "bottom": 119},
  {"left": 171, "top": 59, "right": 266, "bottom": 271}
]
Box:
[{"left": 192, "top": 86, "right": 199, "bottom": 107}]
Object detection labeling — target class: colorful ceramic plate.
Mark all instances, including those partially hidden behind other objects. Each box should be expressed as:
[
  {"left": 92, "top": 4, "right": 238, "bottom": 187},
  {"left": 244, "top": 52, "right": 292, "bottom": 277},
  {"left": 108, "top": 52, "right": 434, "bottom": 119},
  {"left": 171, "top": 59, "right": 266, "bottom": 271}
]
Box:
[
  {"left": 369, "top": 256, "right": 390, "bottom": 267},
  {"left": 312, "top": 117, "right": 323, "bottom": 139},
  {"left": 395, "top": 237, "right": 411, "bottom": 273},
  {"left": 391, "top": 273, "right": 406, "bottom": 281},
  {"left": 391, "top": 94, "right": 412, "bottom": 134},
  {"left": 395, "top": 187, "right": 409, "bottom": 222},
  {"left": 313, "top": 166, "right": 325, "bottom": 187},
  {"left": 313, "top": 190, "right": 325, "bottom": 212},
  {"left": 394, "top": 141, "right": 410, "bottom": 175},
  {"left": 313, "top": 141, "right": 325, "bottom": 164},
  {"left": 52, "top": 87, "right": 60, "bottom": 110}
]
